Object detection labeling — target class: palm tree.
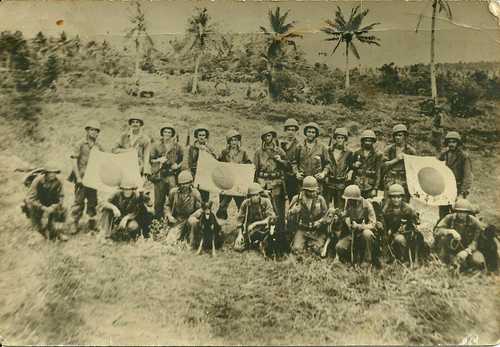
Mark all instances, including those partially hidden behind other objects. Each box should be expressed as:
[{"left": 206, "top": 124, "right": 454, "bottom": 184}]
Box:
[
  {"left": 125, "top": 1, "right": 154, "bottom": 80},
  {"left": 259, "top": 7, "right": 302, "bottom": 99},
  {"left": 416, "top": 0, "right": 452, "bottom": 101},
  {"left": 321, "top": 5, "right": 380, "bottom": 90}
]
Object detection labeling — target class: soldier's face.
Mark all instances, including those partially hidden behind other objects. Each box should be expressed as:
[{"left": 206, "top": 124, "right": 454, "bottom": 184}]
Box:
[
  {"left": 229, "top": 137, "right": 240, "bottom": 147},
  {"left": 122, "top": 189, "right": 133, "bottom": 198},
  {"left": 305, "top": 128, "right": 317, "bottom": 141},
  {"left": 45, "top": 172, "right": 57, "bottom": 181},
  {"left": 162, "top": 129, "right": 174, "bottom": 139},
  {"left": 304, "top": 189, "right": 316, "bottom": 198},
  {"left": 455, "top": 211, "right": 467, "bottom": 222},
  {"left": 362, "top": 139, "right": 374, "bottom": 149},
  {"left": 250, "top": 194, "right": 260, "bottom": 203},
  {"left": 394, "top": 132, "right": 405, "bottom": 145},
  {"left": 197, "top": 131, "right": 208, "bottom": 143},
  {"left": 87, "top": 128, "right": 100, "bottom": 139},
  {"left": 285, "top": 126, "right": 297, "bottom": 139},
  {"left": 335, "top": 135, "right": 346, "bottom": 146},
  {"left": 130, "top": 119, "right": 142, "bottom": 130},
  {"left": 447, "top": 139, "right": 458, "bottom": 150},
  {"left": 263, "top": 133, "right": 274, "bottom": 144},
  {"left": 390, "top": 195, "right": 403, "bottom": 206},
  {"left": 179, "top": 183, "right": 191, "bottom": 192}
]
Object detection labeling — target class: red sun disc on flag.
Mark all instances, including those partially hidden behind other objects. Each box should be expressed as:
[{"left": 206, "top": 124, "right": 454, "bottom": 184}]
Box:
[
  {"left": 211, "top": 166, "right": 235, "bottom": 190},
  {"left": 99, "top": 161, "right": 123, "bottom": 187},
  {"left": 417, "top": 167, "right": 445, "bottom": 196}
]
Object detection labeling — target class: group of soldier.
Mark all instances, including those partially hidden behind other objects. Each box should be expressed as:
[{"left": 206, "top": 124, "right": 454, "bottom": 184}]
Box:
[{"left": 21, "top": 115, "right": 498, "bottom": 273}]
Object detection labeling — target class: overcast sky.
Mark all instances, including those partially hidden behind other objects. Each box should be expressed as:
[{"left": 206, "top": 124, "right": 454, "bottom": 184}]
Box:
[{"left": 1, "top": 0, "right": 499, "bottom": 68}]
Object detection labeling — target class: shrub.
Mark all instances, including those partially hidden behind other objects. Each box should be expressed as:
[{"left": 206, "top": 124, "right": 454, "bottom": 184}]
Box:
[
  {"left": 337, "top": 89, "right": 365, "bottom": 110},
  {"left": 377, "top": 63, "right": 400, "bottom": 94},
  {"left": 269, "top": 70, "right": 302, "bottom": 102},
  {"left": 446, "top": 80, "right": 482, "bottom": 117},
  {"left": 310, "top": 77, "right": 337, "bottom": 105}
]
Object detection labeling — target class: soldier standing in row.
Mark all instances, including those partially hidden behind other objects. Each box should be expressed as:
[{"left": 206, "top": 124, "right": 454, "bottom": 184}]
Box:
[
  {"left": 149, "top": 123, "right": 183, "bottom": 220},
  {"left": 280, "top": 118, "right": 301, "bottom": 202},
  {"left": 216, "top": 129, "right": 252, "bottom": 220},
  {"left": 69, "top": 120, "right": 104, "bottom": 233},
  {"left": 351, "top": 130, "right": 383, "bottom": 199}
]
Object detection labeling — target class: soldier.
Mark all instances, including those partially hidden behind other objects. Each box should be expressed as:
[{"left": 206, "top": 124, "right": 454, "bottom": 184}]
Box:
[
  {"left": 434, "top": 199, "right": 485, "bottom": 272},
  {"left": 69, "top": 120, "right": 104, "bottom": 233},
  {"left": 149, "top": 123, "right": 183, "bottom": 219},
  {"left": 112, "top": 115, "right": 151, "bottom": 177},
  {"left": 288, "top": 176, "right": 330, "bottom": 257},
  {"left": 23, "top": 162, "right": 68, "bottom": 241},
  {"left": 164, "top": 170, "right": 203, "bottom": 246},
  {"left": 382, "top": 124, "right": 416, "bottom": 203},
  {"left": 187, "top": 124, "right": 218, "bottom": 202},
  {"left": 99, "top": 179, "right": 153, "bottom": 242},
  {"left": 437, "top": 131, "right": 473, "bottom": 218},
  {"left": 280, "top": 118, "right": 301, "bottom": 201},
  {"left": 351, "top": 130, "right": 383, "bottom": 199},
  {"left": 216, "top": 129, "right": 252, "bottom": 220},
  {"left": 325, "top": 127, "right": 354, "bottom": 209},
  {"left": 295, "top": 122, "right": 330, "bottom": 194},
  {"left": 254, "top": 126, "right": 288, "bottom": 226},
  {"left": 335, "top": 185, "right": 379, "bottom": 268}
]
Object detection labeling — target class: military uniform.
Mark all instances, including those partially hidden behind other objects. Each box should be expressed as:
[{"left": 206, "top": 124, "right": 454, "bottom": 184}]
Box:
[
  {"left": 237, "top": 196, "right": 276, "bottom": 246},
  {"left": 351, "top": 148, "right": 382, "bottom": 199},
  {"left": 382, "top": 144, "right": 416, "bottom": 202},
  {"left": 325, "top": 147, "right": 354, "bottom": 209},
  {"left": 165, "top": 186, "right": 203, "bottom": 246},
  {"left": 280, "top": 137, "right": 300, "bottom": 201}
]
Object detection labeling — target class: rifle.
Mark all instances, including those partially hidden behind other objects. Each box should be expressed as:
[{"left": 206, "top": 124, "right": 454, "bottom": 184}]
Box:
[{"left": 186, "top": 128, "right": 191, "bottom": 147}]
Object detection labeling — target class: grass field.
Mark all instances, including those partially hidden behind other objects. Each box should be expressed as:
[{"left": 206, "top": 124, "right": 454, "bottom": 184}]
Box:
[{"left": 0, "top": 74, "right": 499, "bottom": 345}]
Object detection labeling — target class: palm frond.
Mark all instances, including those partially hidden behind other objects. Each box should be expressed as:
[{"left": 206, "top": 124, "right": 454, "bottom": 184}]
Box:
[
  {"left": 330, "top": 38, "right": 343, "bottom": 55},
  {"left": 437, "top": 0, "right": 453, "bottom": 19},
  {"left": 415, "top": 0, "right": 432, "bottom": 32},
  {"left": 349, "top": 41, "right": 360, "bottom": 59}
]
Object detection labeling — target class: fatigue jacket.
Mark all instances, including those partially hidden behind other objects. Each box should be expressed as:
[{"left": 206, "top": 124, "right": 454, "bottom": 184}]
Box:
[
  {"left": 71, "top": 137, "right": 104, "bottom": 178},
  {"left": 113, "top": 131, "right": 151, "bottom": 174},
  {"left": 352, "top": 148, "right": 383, "bottom": 192},
  {"left": 253, "top": 143, "right": 287, "bottom": 180},
  {"left": 436, "top": 213, "right": 482, "bottom": 250},
  {"left": 27, "top": 175, "right": 64, "bottom": 208},
  {"left": 165, "top": 187, "right": 202, "bottom": 220},
  {"left": 438, "top": 149, "right": 473, "bottom": 195},
  {"left": 296, "top": 140, "right": 330, "bottom": 177},
  {"left": 218, "top": 147, "right": 252, "bottom": 164},
  {"left": 326, "top": 147, "right": 354, "bottom": 189},
  {"left": 288, "top": 192, "right": 329, "bottom": 230},
  {"left": 107, "top": 190, "right": 148, "bottom": 219},
  {"left": 237, "top": 197, "right": 275, "bottom": 228},
  {"left": 187, "top": 141, "right": 217, "bottom": 177},
  {"left": 382, "top": 201, "right": 418, "bottom": 233},
  {"left": 343, "top": 199, "right": 377, "bottom": 230},
  {"left": 383, "top": 144, "right": 417, "bottom": 173},
  {"left": 280, "top": 138, "right": 300, "bottom": 175},
  {"left": 150, "top": 140, "right": 183, "bottom": 178}
]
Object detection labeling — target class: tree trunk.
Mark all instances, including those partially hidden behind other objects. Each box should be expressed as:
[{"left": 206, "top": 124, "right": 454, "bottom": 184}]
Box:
[
  {"left": 430, "top": 1, "right": 438, "bottom": 101},
  {"left": 192, "top": 51, "right": 202, "bottom": 94},
  {"left": 345, "top": 42, "right": 350, "bottom": 90},
  {"left": 267, "top": 63, "right": 274, "bottom": 101},
  {"left": 134, "top": 39, "right": 141, "bottom": 79}
]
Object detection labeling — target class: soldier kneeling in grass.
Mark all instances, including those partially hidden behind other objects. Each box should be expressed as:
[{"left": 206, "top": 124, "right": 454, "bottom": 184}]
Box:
[{"left": 22, "top": 162, "right": 69, "bottom": 241}]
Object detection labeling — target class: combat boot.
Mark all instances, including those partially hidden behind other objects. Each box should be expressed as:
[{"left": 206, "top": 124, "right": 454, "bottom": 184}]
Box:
[{"left": 88, "top": 218, "right": 97, "bottom": 232}]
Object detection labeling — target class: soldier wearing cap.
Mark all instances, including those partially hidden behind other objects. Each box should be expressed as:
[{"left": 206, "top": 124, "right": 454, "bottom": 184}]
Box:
[
  {"left": 187, "top": 124, "right": 217, "bottom": 202},
  {"left": 23, "top": 162, "right": 68, "bottom": 241},
  {"left": 351, "top": 129, "right": 383, "bottom": 199},
  {"left": 325, "top": 127, "right": 354, "bottom": 209},
  {"left": 434, "top": 198, "right": 485, "bottom": 271},
  {"left": 295, "top": 122, "right": 330, "bottom": 194},
  {"left": 437, "top": 131, "right": 473, "bottom": 218},
  {"left": 150, "top": 123, "right": 183, "bottom": 219},
  {"left": 112, "top": 115, "right": 151, "bottom": 176},
  {"left": 280, "top": 118, "right": 301, "bottom": 201},
  {"left": 287, "top": 176, "right": 330, "bottom": 257},
  {"left": 382, "top": 124, "right": 416, "bottom": 203},
  {"left": 99, "top": 178, "right": 153, "bottom": 242},
  {"left": 216, "top": 129, "right": 252, "bottom": 220},
  {"left": 253, "top": 125, "right": 288, "bottom": 225},
  {"left": 69, "top": 120, "right": 104, "bottom": 233}
]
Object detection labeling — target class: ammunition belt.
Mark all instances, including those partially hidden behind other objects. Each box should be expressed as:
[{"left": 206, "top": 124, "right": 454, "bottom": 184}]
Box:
[{"left": 258, "top": 171, "right": 282, "bottom": 179}]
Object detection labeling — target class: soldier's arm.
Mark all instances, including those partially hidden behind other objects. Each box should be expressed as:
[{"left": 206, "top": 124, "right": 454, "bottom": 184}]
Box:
[
  {"left": 236, "top": 200, "right": 248, "bottom": 227},
  {"left": 321, "top": 146, "right": 331, "bottom": 176},
  {"left": 217, "top": 149, "right": 227, "bottom": 162},
  {"left": 54, "top": 181, "right": 65, "bottom": 208},
  {"left": 26, "top": 177, "right": 43, "bottom": 209},
  {"left": 317, "top": 196, "right": 331, "bottom": 225},
  {"left": 177, "top": 145, "right": 184, "bottom": 165},
  {"left": 461, "top": 153, "right": 473, "bottom": 196},
  {"left": 112, "top": 136, "right": 126, "bottom": 154},
  {"left": 383, "top": 146, "right": 399, "bottom": 167},
  {"left": 187, "top": 146, "right": 195, "bottom": 170},
  {"left": 262, "top": 198, "right": 276, "bottom": 221},
  {"left": 142, "top": 138, "right": 152, "bottom": 175},
  {"left": 102, "top": 193, "right": 119, "bottom": 212},
  {"left": 193, "top": 189, "right": 203, "bottom": 211},
  {"left": 374, "top": 153, "right": 383, "bottom": 191},
  {"left": 363, "top": 202, "right": 377, "bottom": 230},
  {"left": 242, "top": 150, "right": 252, "bottom": 164},
  {"left": 70, "top": 142, "right": 82, "bottom": 182},
  {"left": 466, "top": 217, "right": 483, "bottom": 252},
  {"left": 164, "top": 190, "right": 175, "bottom": 219},
  {"left": 435, "top": 215, "right": 454, "bottom": 236}
]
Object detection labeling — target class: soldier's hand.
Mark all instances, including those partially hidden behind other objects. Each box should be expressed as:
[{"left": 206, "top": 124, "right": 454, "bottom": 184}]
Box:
[
  {"left": 171, "top": 163, "right": 179, "bottom": 170},
  {"left": 113, "top": 208, "right": 121, "bottom": 218},
  {"left": 450, "top": 229, "right": 461, "bottom": 241},
  {"left": 353, "top": 161, "right": 362, "bottom": 168},
  {"left": 296, "top": 172, "right": 304, "bottom": 180},
  {"left": 315, "top": 172, "right": 325, "bottom": 180},
  {"left": 168, "top": 215, "right": 177, "bottom": 224},
  {"left": 396, "top": 153, "right": 404, "bottom": 160},
  {"left": 370, "top": 190, "right": 377, "bottom": 198}
]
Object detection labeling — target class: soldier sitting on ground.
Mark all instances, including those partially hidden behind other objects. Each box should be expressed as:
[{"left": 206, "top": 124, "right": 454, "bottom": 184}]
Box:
[{"left": 22, "top": 162, "right": 69, "bottom": 241}]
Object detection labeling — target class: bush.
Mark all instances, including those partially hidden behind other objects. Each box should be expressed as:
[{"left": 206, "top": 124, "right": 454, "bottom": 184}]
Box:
[
  {"left": 377, "top": 62, "right": 400, "bottom": 94},
  {"left": 446, "top": 80, "right": 482, "bottom": 117},
  {"left": 310, "top": 77, "right": 337, "bottom": 105},
  {"left": 269, "top": 70, "right": 302, "bottom": 102},
  {"left": 337, "top": 89, "right": 365, "bottom": 110}
]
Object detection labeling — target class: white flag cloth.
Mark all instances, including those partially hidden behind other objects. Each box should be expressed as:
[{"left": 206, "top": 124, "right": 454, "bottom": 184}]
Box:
[
  {"left": 404, "top": 154, "right": 457, "bottom": 206},
  {"left": 194, "top": 151, "right": 255, "bottom": 196},
  {"left": 82, "top": 148, "right": 144, "bottom": 193}
]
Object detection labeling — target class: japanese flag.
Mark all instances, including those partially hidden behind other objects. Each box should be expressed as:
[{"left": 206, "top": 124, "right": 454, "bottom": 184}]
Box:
[
  {"left": 194, "top": 151, "right": 255, "bottom": 197},
  {"left": 404, "top": 154, "right": 457, "bottom": 206}
]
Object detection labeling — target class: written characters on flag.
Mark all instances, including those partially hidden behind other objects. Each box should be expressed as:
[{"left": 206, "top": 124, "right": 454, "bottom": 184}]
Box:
[
  {"left": 404, "top": 154, "right": 457, "bottom": 206},
  {"left": 82, "top": 147, "right": 144, "bottom": 193},
  {"left": 194, "top": 151, "right": 255, "bottom": 197}
]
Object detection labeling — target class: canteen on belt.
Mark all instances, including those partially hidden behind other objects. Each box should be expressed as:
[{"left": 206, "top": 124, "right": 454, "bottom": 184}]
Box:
[{"left": 417, "top": 167, "right": 445, "bottom": 196}]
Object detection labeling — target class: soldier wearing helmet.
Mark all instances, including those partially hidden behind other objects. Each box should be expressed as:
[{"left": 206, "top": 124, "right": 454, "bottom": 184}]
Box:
[
  {"left": 69, "top": 119, "right": 104, "bottom": 233},
  {"left": 216, "top": 129, "right": 252, "bottom": 220},
  {"left": 325, "top": 127, "right": 354, "bottom": 209},
  {"left": 382, "top": 124, "right": 417, "bottom": 203},
  {"left": 287, "top": 176, "right": 330, "bottom": 257},
  {"left": 437, "top": 131, "right": 473, "bottom": 218},
  {"left": 112, "top": 115, "right": 151, "bottom": 176},
  {"left": 99, "top": 178, "right": 153, "bottom": 242},
  {"left": 234, "top": 182, "right": 276, "bottom": 252},
  {"left": 351, "top": 129, "right": 383, "bottom": 199},
  {"left": 23, "top": 161, "right": 68, "bottom": 241},
  {"left": 280, "top": 118, "right": 301, "bottom": 201},
  {"left": 434, "top": 198, "right": 485, "bottom": 271},
  {"left": 187, "top": 124, "right": 218, "bottom": 202},
  {"left": 295, "top": 122, "right": 330, "bottom": 194},
  {"left": 253, "top": 125, "right": 288, "bottom": 225},
  {"left": 335, "top": 184, "right": 379, "bottom": 268},
  {"left": 149, "top": 124, "right": 184, "bottom": 219}
]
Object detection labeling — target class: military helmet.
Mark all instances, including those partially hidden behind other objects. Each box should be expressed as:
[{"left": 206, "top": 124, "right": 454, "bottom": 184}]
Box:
[
  {"left": 260, "top": 126, "right": 277, "bottom": 140},
  {"left": 160, "top": 123, "right": 176, "bottom": 136},
  {"left": 388, "top": 184, "right": 405, "bottom": 196},
  {"left": 360, "top": 130, "right": 377, "bottom": 142},
  {"left": 445, "top": 131, "right": 462, "bottom": 143},
  {"left": 119, "top": 179, "right": 138, "bottom": 190},
  {"left": 284, "top": 118, "right": 299, "bottom": 131},
  {"left": 342, "top": 185, "right": 362, "bottom": 200},
  {"left": 303, "top": 122, "right": 320, "bottom": 136},
  {"left": 226, "top": 129, "right": 242, "bottom": 143},
  {"left": 247, "top": 182, "right": 263, "bottom": 196},
  {"left": 194, "top": 124, "right": 210, "bottom": 138},
  {"left": 302, "top": 176, "right": 319, "bottom": 191},
  {"left": 334, "top": 127, "right": 349, "bottom": 139},
  {"left": 392, "top": 124, "right": 408, "bottom": 136},
  {"left": 128, "top": 115, "right": 144, "bottom": 126},
  {"left": 44, "top": 161, "right": 61, "bottom": 174},
  {"left": 85, "top": 120, "right": 101, "bottom": 132},
  {"left": 453, "top": 198, "right": 473, "bottom": 213},
  {"left": 177, "top": 170, "right": 194, "bottom": 185}
]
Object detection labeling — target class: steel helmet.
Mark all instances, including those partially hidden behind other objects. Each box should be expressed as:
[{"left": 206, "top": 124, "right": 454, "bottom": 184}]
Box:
[
  {"left": 226, "top": 129, "right": 242, "bottom": 143},
  {"left": 177, "top": 170, "right": 193, "bottom": 185},
  {"left": 388, "top": 184, "right": 405, "bottom": 196},
  {"left": 284, "top": 118, "right": 299, "bottom": 131},
  {"left": 128, "top": 115, "right": 144, "bottom": 126},
  {"left": 247, "top": 182, "right": 263, "bottom": 196},
  {"left": 44, "top": 161, "right": 61, "bottom": 174},
  {"left": 360, "top": 130, "right": 377, "bottom": 142},
  {"left": 85, "top": 120, "right": 101, "bottom": 131},
  {"left": 260, "top": 126, "right": 277, "bottom": 140},
  {"left": 160, "top": 123, "right": 176, "bottom": 136},
  {"left": 194, "top": 125, "right": 210, "bottom": 138},
  {"left": 445, "top": 131, "right": 462, "bottom": 143},
  {"left": 119, "top": 179, "right": 138, "bottom": 190},
  {"left": 303, "top": 122, "right": 320, "bottom": 136},
  {"left": 342, "top": 185, "right": 362, "bottom": 200},
  {"left": 392, "top": 124, "right": 408, "bottom": 136},
  {"left": 453, "top": 198, "right": 473, "bottom": 213},
  {"left": 302, "top": 176, "right": 319, "bottom": 191},
  {"left": 334, "top": 127, "right": 349, "bottom": 139}
]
